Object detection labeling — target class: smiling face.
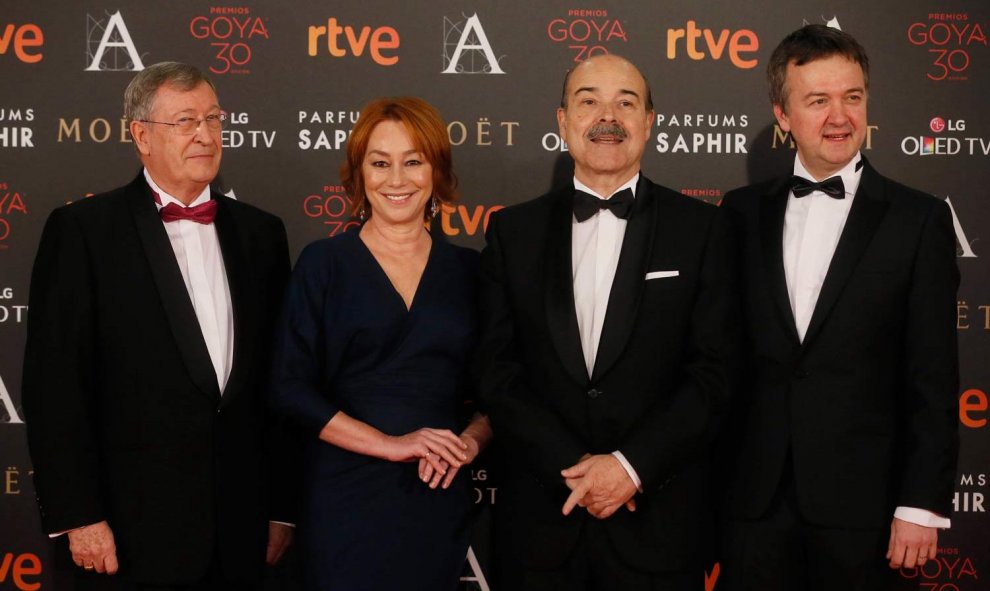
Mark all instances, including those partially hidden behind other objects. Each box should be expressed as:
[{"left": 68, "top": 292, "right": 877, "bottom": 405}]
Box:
[
  {"left": 361, "top": 119, "right": 434, "bottom": 227},
  {"left": 130, "top": 81, "right": 222, "bottom": 204},
  {"left": 557, "top": 55, "right": 654, "bottom": 194},
  {"left": 774, "top": 54, "right": 868, "bottom": 180}
]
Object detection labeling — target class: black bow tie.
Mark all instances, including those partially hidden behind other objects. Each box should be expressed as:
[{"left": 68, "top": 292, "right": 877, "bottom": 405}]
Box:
[
  {"left": 790, "top": 175, "right": 845, "bottom": 199},
  {"left": 573, "top": 187, "right": 634, "bottom": 222}
]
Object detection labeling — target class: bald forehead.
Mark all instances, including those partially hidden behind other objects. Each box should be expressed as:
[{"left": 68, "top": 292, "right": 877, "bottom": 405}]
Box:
[{"left": 563, "top": 55, "right": 649, "bottom": 106}]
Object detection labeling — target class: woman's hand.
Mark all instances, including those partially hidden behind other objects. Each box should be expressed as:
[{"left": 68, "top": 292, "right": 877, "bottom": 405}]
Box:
[
  {"left": 384, "top": 428, "right": 468, "bottom": 475},
  {"left": 418, "top": 432, "right": 483, "bottom": 489}
]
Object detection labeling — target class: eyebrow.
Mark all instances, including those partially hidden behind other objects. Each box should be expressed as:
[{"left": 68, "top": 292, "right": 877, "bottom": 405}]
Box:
[
  {"left": 172, "top": 105, "right": 222, "bottom": 116},
  {"left": 802, "top": 87, "right": 865, "bottom": 100},
  {"left": 367, "top": 149, "right": 422, "bottom": 157},
  {"left": 574, "top": 86, "right": 641, "bottom": 99}
]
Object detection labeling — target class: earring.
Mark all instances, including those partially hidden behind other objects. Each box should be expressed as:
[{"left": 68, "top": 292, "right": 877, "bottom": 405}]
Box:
[
  {"left": 357, "top": 203, "right": 367, "bottom": 221},
  {"left": 430, "top": 196, "right": 439, "bottom": 218}
]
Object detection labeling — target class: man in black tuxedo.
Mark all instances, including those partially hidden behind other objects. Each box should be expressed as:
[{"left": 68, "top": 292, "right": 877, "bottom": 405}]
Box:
[
  {"left": 475, "top": 54, "right": 737, "bottom": 590},
  {"left": 720, "top": 25, "right": 959, "bottom": 590},
  {"left": 22, "top": 62, "right": 294, "bottom": 590}
]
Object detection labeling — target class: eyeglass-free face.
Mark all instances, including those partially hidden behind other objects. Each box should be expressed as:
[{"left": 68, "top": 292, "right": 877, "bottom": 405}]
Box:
[{"left": 130, "top": 82, "right": 223, "bottom": 204}]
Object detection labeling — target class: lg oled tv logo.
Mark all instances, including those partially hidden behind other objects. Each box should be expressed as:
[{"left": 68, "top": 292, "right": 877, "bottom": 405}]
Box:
[
  {"left": 190, "top": 7, "right": 270, "bottom": 75},
  {"left": 442, "top": 13, "right": 504, "bottom": 74},
  {"left": 0, "top": 22, "right": 43, "bottom": 63},
  {"left": 307, "top": 18, "right": 399, "bottom": 66},
  {"left": 85, "top": 10, "right": 145, "bottom": 71},
  {"left": 901, "top": 116, "right": 989, "bottom": 156}
]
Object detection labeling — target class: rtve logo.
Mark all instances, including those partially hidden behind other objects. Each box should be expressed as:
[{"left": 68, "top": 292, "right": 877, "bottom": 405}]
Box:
[
  {"left": 307, "top": 18, "right": 399, "bottom": 66},
  {"left": 0, "top": 23, "right": 43, "bottom": 63},
  {"left": 665, "top": 20, "right": 759, "bottom": 69},
  {"left": 0, "top": 552, "right": 41, "bottom": 591}
]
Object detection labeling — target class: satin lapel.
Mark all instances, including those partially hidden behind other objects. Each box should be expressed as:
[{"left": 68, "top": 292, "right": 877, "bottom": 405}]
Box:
[
  {"left": 802, "top": 162, "right": 888, "bottom": 346},
  {"left": 212, "top": 196, "right": 253, "bottom": 407},
  {"left": 544, "top": 186, "right": 589, "bottom": 386},
  {"left": 759, "top": 178, "right": 801, "bottom": 345},
  {"left": 591, "top": 176, "right": 655, "bottom": 382},
  {"left": 127, "top": 177, "right": 221, "bottom": 402}
]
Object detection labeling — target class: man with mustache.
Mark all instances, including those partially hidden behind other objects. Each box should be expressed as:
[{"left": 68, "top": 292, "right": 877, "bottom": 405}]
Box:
[
  {"left": 23, "top": 62, "right": 295, "bottom": 590},
  {"left": 720, "top": 25, "right": 959, "bottom": 590},
  {"left": 476, "top": 54, "right": 737, "bottom": 590}
]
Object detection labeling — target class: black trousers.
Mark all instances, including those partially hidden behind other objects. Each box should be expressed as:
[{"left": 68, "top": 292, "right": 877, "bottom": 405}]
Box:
[
  {"left": 497, "top": 520, "right": 701, "bottom": 591},
  {"left": 721, "top": 469, "right": 895, "bottom": 591}
]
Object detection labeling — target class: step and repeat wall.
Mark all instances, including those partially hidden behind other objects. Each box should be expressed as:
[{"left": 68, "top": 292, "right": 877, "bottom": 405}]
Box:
[{"left": 1, "top": 1, "right": 987, "bottom": 589}]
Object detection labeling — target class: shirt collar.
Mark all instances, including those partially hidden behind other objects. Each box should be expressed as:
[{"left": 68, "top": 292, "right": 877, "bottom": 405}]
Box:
[
  {"left": 573, "top": 172, "right": 640, "bottom": 200},
  {"left": 792, "top": 153, "right": 863, "bottom": 199},
  {"left": 144, "top": 168, "right": 212, "bottom": 209}
]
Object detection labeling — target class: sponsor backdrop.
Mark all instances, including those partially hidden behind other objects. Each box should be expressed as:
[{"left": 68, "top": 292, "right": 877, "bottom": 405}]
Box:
[{"left": 1, "top": 1, "right": 986, "bottom": 589}]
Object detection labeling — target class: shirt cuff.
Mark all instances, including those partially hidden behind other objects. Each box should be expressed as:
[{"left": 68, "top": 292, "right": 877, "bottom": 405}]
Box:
[
  {"left": 894, "top": 506, "right": 951, "bottom": 529},
  {"left": 611, "top": 451, "right": 643, "bottom": 493},
  {"left": 270, "top": 520, "right": 296, "bottom": 528}
]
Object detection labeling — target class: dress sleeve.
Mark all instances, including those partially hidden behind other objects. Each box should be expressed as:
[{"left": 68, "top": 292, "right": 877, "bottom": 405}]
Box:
[{"left": 270, "top": 241, "right": 341, "bottom": 438}]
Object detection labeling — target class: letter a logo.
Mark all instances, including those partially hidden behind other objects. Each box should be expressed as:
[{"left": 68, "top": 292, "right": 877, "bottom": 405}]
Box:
[
  {"left": 85, "top": 11, "right": 145, "bottom": 71},
  {"left": 945, "top": 197, "right": 978, "bottom": 258},
  {"left": 0, "top": 373, "right": 24, "bottom": 424},
  {"left": 442, "top": 13, "right": 505, "bottom": 74}
]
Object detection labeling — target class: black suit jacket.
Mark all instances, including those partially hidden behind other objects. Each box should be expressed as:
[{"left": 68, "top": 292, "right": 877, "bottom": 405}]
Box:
[
  {"left": 22, "top": 174, "right": 294, "bottom": 585},
  {"left": 475, "top": 175, "right": 737, "bottom": 573},
  {"left": 720, "top": 159, "right": 959, "bottom": 529}
]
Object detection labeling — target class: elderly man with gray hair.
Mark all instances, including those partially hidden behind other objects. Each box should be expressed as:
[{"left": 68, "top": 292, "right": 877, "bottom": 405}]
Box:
[{"left": 23, "top": 61, "right": 295, "bottom": 590}]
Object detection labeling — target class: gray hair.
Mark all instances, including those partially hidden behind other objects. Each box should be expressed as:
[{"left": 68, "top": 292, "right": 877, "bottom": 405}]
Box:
[{"left": 123, "top": 61, "right": 217, "bottom": 121}]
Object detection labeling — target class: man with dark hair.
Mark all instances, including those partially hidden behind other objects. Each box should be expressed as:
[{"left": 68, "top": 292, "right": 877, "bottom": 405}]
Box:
[
  {"left": 721, "top": 25, "right": 959, "bottom": 590},
  {"left": 23, "top": 61, "right": 294, "bottom": 590},
  {"left": 476, "top": 53, "right": 736, "bottom": 590}
]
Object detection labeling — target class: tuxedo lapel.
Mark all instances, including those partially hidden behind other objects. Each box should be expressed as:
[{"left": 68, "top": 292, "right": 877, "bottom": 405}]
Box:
[
  {"left": 591, "top": 176, "right": 655, "bottom": 382},
  {"left": 802, "top": 162, "right": 888, "bottom": 346},
  {"left": 127, "top": 176, "right": 221, "bottom": 402},
  {"left": 759, "top": 179, "right": 801, "bottom": 345},
  {"left": 544, "top": 186, "right": 589, "bottom": 386},
  {"left": 212, "top": 196, "right": 254, "bottom": 406}
]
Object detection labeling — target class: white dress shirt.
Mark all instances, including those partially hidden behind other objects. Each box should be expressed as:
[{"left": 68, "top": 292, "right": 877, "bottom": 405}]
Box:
[
  {"left": 145, "top": 169, "right": 233, "bottom": 392},
  {"left": 783, "top": 154, "right": 950, "bottom": 529},
  {"left": 571, "top": 174, "right": 643, "bottom": 490}
]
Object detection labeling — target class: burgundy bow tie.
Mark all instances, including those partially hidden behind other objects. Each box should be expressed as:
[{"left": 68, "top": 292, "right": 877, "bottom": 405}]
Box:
[
  {"left": 153, "top": 190, "right": 218, "bottom": 224},
  {"left": 159, "top": 200, "right": 218, "bottom": 224}
]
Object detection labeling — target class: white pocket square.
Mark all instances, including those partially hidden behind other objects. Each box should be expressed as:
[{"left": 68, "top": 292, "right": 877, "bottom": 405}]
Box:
[{"left": 645, "top": 270, "right": 679, "bottom": 280}]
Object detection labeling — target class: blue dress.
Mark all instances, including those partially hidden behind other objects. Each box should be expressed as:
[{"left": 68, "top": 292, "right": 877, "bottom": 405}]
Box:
[{"left": 272, "top": 230, "right": 478, "bottom": 590}]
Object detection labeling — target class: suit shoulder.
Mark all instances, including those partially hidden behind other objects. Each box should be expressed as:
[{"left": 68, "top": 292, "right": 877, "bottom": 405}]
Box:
[
  {"left": 722, "top": 178, "right": 780, "bottom": 209},
  {"left": 878, "top": 176, "right": 942, "bottom": 210},
  {"left": 649, "top": 181, "right": 719, "bottom": 222},
  {"left": 218, "top": 195, "right": 284, "bottom": 227},
  {"left": 53, "top": 185, "right": 130, "bottom": 219},
  {"left": 489, "top": 190, "right": 559, "bottom": 226}
]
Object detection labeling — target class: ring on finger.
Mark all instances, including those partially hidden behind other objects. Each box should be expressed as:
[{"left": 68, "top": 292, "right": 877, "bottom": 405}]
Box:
[{"left": 84, "top": 564, "right": 95, "bottom": 571}]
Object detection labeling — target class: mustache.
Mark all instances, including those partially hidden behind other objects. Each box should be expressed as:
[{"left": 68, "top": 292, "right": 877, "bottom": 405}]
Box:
[{"left": 586, "top": 123, "right": 628, "bottom": 140}]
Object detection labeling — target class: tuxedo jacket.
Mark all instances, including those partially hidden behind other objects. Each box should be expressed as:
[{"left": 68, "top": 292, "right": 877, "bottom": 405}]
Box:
[
  {"left": 23, "top": 173, "right": 294, "bottom": 585},
  {"left": 720, "top": 159, "right": 959, "bottom": 529},
  {"left": 475, "top": 175, "right": 738, "bottom": 573}
]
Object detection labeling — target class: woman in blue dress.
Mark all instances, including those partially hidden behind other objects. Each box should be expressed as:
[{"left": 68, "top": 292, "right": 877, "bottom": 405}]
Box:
[{"left": 271, "top": 97, "right": 492, "bottom": 590}]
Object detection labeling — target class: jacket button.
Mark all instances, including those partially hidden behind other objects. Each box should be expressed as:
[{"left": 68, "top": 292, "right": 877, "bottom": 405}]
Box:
[{"left": 587, "top": 388, "right": 600, "bottom": 399}]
